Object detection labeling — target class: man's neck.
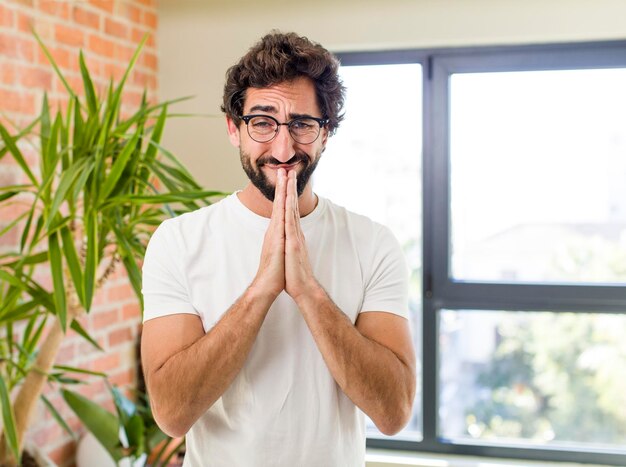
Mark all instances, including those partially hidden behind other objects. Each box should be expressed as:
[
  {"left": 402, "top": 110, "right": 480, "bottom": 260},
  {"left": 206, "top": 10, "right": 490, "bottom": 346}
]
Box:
[{"left": 237, "top": 182, "right": 318, "bottom": 218}]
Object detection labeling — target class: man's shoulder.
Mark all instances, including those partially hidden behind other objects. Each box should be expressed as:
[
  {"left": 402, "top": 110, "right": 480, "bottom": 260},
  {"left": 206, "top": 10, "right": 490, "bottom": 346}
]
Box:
[{"left": 322, "top": 197, "right": 386, "bottom": 233}]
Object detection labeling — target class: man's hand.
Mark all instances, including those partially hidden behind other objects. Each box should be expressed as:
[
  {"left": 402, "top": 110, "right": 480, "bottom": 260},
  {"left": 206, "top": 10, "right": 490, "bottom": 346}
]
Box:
[
  {"left": 284, "top": 169, "right": 319, "bottom": 300},
  {"left": 252, "top": 168, "right": 287, "bottom": 299}
]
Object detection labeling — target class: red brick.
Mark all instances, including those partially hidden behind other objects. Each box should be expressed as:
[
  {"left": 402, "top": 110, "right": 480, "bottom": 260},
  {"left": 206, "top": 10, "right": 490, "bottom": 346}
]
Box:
[
  {"left": 91, "top": 352, "right": 121, "bottom": 373},
  {"left": 40, "top": 0, "right": 71, "bottom": 19},
  {"left": 17, "top": 36, "right": 34, "bottom": 61},
  {"left": 78, "top": 379, "right": 105, "bottom": 399},
  {"left": 122, "top": 302, "right": 141, "bottom": 320},
  {"left": 55, "top": 24, "right": 85, "bottom": 47},
  {"left": 17, "top": 12, "right": 33, "bottom": 32},
  {"left": 114, "top": 43, "right": 133, "bottom": 62},
  {"left": 0, "top": 3, "right": 14, "bottom": 27},
  {"left": 19, "top": 65, "right": 53, "bottom": 89},
  {"left": 109, "top": 367, "right": 135, "bottom": 386},
  {"left": 105, "top": 17, "right": 128, "bottom": 39},
  {"left": 0, "top": 88, "right": 35, "bottom": 114},
  {"left": 88, "top": 33, "right": 115, "bottom": 58},
  {"left": 126, "top": 3, "right": 141, "bottom": 23},
  {"left": 93, "top": 308, "right": 119, "bottom": 328},
  {"left": 1, "top": 64, "right": 16, "bottom": 85},
  {"left": 107, "top": 282, "right": 134, "bottom": 301},
  {"left": 37, "top": 46, "right": 71, "bottom": 69},
  {"left": 57, "top": 341, "right": 76, "bottom": 363},
  {"left": 141, "top": 51, "right": 157, "bottom": 70},
  {"left": 0, "top": 33, "right": 18, "bottom": 59},
  {"left": 108, "top": 326, "right": 132, "bottom": 347},
  {"left": 142, "top": 10, "right": 157, "bottom": 29},
  {"left": 88, "top": 0, "right": 114, "bottom": 14},
  {"left": 131, "top": 27, "right": 155, "bottom": 47},
  {"left": 72, "top": 5, "right": 100, "bottom": 30}
]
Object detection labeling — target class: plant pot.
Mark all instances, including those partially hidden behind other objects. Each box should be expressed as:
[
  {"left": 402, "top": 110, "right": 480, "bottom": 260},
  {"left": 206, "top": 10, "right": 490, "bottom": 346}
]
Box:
[{"left": 76, "top": 433, "right": 146, "bottom": 467}]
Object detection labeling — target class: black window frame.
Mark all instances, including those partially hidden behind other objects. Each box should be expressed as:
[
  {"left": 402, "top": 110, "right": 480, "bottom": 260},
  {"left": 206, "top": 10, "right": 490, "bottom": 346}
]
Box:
[{"left": 337, "top": 40, "right": 626, "bottom": 466}]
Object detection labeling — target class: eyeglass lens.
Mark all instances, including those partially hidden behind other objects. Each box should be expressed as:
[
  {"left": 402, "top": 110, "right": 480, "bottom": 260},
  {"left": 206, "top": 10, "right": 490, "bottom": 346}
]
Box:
[{"left": 246, "top": 116, "right": 321, "bottom": 144}]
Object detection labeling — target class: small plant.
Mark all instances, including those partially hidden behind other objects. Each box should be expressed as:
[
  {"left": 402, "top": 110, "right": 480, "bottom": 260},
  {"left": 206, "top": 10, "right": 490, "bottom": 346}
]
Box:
[
  {"left": 63, "top": 384, "right": 185, "bottom": 467},
  {"left": 0, "top": 33, "right": 222, "bottom": 466}
]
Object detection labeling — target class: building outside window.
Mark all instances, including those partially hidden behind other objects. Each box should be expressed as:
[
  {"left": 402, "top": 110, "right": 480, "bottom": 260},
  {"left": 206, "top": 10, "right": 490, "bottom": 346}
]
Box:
[{"left": 317, "top": 42, "right": 626, "bottom": 466}]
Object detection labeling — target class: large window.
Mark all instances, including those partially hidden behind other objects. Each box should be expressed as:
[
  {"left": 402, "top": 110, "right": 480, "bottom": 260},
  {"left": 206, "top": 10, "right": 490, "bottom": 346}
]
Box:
[{"left": 327, "top": 42, "right": 626, "bottom": 465}]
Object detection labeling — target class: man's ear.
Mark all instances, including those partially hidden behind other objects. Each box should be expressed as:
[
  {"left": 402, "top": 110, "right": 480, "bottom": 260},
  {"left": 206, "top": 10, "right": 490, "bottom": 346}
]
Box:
[{"left": 226, "top": 117, "right": 241, "bottom": 148}]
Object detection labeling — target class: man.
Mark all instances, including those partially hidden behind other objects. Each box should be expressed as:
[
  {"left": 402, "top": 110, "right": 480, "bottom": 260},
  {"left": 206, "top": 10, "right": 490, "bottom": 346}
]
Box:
[{"left": 141, "top": 32, "right": 416, "bottom": 467}]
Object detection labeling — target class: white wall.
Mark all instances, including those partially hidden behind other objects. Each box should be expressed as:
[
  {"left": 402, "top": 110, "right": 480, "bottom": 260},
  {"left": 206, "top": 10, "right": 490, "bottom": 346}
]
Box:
[{"left": 157, "top": 0, "right": 626, "bottom": 192}]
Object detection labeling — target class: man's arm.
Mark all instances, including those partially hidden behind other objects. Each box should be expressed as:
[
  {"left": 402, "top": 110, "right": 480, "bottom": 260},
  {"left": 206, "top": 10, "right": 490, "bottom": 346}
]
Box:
[
  {"left": 283, "top": 170, "right": 416, "bottom": 435},
  {"left": 141, "top": 286, "right": 276, "bottom": 438},
  {"left": 141, "top": 170, "right": 288, "bottom": 437},
  {"left": 295, "top": 291, "right": 416, "bottom": 435}
]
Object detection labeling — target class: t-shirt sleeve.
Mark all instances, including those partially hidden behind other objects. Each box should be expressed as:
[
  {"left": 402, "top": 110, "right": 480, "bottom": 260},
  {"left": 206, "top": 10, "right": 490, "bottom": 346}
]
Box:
[
  {"left": 141, "top": 221, "right": 199, "bottom": 323},
  {"left": 360, "top": 225, "right": 410, "bottom": 319}
]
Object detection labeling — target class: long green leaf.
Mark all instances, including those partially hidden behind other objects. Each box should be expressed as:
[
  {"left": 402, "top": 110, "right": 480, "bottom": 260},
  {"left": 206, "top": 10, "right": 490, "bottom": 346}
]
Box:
[
  {"left": 40, "top": 93, "right": 51, "bottom": 171},
  {"left": 0, "top": 123, "right": 38, "bottom": 185},
  {"left": 99, "top": 130, "right": 141, "bottom": 201},
  {"left": 79, "top": 51, "right": 98, "bottom": 115},
  {"left": 83, "top": 211, "right": 97, "bottom": 310},
  {"left": 33, "top": 29, "right": 75, "bottom": 99},
  {"left": 60, "top": 225, "right": 84, "bottom": 306},
  {"left": 62, "top": 389, "right": 123, "bottom": 462},
  {"left": 0, "top": 377, "right": 20, "bottom": 464},
  {"left": 53, "top": 365, "right": 106, "bottom": 378},
  {"left": 48, "top": 232, "right": 67, "bottom": 330},
  {"left": 47, "top": 157, "right": 89, "bottom": 228},
  {"left": 41, "top": 394, "right": 75, "bottom": 440},
  {"left": 71, "top": 319, "right": 103, "bottom": 352}
]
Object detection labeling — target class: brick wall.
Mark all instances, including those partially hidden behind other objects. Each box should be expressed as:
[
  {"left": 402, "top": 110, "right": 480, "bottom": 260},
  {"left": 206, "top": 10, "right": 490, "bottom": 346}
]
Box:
[{"left": 0, "top": 1, "right": 158, "bottom": 465}]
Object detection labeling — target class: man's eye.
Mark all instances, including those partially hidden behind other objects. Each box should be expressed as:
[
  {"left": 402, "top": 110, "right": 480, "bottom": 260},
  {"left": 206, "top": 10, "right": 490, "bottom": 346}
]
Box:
[
  {"left": 292, "top": 120, "right": 314, "bottom": 130},
  {"left": 251, "top": 119, "right": 274, "bottom": 129}
]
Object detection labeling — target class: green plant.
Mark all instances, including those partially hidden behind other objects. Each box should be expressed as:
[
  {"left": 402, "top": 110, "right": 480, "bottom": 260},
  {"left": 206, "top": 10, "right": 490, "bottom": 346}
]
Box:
[
  {"left": 63, "top": 383, "right": 185, "bottom": 467},
  {"left": 0, "top": 33, "right": 222, "bottom": 466}
]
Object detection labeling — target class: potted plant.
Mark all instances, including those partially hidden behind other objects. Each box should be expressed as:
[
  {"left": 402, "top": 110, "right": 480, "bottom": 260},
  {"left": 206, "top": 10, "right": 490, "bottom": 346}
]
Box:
[
  {"left": 0, "top": 34, "right": 222, "bottom": 466},
  {"left": 64, "top": 383, "right": 184, "bottom": 467}
]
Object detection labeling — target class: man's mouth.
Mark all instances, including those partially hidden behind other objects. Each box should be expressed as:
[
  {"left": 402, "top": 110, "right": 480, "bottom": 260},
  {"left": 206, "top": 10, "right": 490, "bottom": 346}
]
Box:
[{"left": 264, "top": 161, "right": 300, "bottom": 171}]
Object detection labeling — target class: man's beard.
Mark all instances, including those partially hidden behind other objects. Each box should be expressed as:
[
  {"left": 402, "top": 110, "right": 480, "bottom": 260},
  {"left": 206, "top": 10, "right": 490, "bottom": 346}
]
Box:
[{"left": 240, "top": 150, "right": 321, "bottom": 202}]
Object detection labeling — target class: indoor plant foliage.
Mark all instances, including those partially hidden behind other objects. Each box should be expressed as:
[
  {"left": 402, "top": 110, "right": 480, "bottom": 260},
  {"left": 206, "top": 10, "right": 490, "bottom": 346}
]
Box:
[{"left": 0, "top": 35, "right": 221, "bottom": 466}]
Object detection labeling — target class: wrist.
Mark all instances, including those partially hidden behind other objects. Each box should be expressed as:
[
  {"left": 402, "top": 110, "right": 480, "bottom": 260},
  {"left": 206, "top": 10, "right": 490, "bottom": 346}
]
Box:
[
  {"left": 247, "top": 278, "right": 281, "bottom": 306},
  {"left": 292, "top": 279, "right": 327, "bottom": 309}
]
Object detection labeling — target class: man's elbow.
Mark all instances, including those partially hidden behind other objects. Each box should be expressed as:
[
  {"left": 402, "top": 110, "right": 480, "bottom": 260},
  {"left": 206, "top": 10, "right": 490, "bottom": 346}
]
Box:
[
  {"left": 376, "top": 401, "right": 414, "bottom": 436},
  {"left": 152, "top": 405, "right": 192, "bottom": 439}
]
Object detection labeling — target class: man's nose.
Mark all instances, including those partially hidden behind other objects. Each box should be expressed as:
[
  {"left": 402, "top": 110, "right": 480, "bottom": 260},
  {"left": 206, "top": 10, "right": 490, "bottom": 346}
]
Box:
[{"left": 270, "top": 125, "right": 296, "bottom": 163}]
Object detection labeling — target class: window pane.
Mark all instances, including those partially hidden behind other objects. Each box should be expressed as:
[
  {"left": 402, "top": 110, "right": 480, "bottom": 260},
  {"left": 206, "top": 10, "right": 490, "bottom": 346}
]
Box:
[
  {"left": 439, "top": 309, "right": 626, "bottom": 451},
  {"left": 315, "top": 63, "right": 423, "bottom": 439},
  {"left": 450, "top": 69, "right": 626, "bottom": 284}
]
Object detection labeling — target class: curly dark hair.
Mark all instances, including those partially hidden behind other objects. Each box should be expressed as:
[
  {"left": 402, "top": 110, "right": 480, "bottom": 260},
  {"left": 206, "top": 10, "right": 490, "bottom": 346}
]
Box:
[{"left": 221, "top": 31, "right": 345, "bottom": 135}]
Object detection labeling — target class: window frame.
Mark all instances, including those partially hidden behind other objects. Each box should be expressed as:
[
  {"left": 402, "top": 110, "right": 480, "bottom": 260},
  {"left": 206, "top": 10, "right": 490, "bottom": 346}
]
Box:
[{"left": 337, "top": 40, "right": 626, "bottom": 466}]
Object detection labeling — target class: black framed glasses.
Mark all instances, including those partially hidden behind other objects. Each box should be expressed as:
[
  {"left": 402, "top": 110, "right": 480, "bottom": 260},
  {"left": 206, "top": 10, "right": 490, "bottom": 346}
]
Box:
[{"left": 240, "top": 114, "right": 328, "bottom": 144}]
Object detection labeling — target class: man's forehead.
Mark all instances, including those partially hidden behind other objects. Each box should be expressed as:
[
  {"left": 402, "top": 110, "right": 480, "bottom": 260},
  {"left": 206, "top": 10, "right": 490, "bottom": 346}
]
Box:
[{"left": 243, "top": 78, "right": 319, "bottom": 113}]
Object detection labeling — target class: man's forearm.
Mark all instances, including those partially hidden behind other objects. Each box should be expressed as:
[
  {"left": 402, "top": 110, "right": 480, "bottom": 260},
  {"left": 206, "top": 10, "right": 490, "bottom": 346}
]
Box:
[
  {"left": 148, "top": 284, "right": 276, "bottom": 437},
  {"left": 294, "top": 286, "right": 415, "bottom": 435}
]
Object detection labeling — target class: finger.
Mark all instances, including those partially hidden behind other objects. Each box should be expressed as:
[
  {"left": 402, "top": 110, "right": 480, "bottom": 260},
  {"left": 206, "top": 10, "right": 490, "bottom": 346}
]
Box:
[
  {"left": 285, "top": 171, "right": 301, "bottom": 239},
  {"left": 271, "top": 168, "right": 287, "bottom": 225}
]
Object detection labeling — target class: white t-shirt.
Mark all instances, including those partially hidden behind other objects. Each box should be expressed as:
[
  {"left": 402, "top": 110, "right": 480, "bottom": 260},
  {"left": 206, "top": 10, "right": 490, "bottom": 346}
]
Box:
[{"left": 142, "top": 193, "right": 409, "bottom": 467}]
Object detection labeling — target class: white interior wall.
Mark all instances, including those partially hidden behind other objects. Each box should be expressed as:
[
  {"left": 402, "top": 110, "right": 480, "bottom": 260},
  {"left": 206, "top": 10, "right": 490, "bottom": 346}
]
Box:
[{"left": 157, "top": 0, "right": 626, "bottom": 192}]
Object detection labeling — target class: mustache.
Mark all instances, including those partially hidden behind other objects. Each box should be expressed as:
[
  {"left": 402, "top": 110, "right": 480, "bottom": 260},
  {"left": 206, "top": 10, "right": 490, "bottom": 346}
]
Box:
[{"left": 257, "top": 153, "right": 309, "bottom": 167}]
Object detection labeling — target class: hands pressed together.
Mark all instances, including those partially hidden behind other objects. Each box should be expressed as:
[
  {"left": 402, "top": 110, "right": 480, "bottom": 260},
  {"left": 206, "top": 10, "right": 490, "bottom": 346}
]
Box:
[{"left": 254, "top": 168, "right": 319, "bottom": 303}]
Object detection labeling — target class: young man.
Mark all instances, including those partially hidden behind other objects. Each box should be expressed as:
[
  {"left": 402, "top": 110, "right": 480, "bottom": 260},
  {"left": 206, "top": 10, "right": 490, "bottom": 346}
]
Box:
[{"left": 141, "top": 32, "right": 416, "bottom": 466}]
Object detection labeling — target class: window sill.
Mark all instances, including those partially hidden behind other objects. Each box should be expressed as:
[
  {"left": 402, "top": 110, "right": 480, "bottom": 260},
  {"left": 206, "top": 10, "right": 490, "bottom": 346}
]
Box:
[{"left": 365, "top": 449, "right": 613, "bottom": 467}]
